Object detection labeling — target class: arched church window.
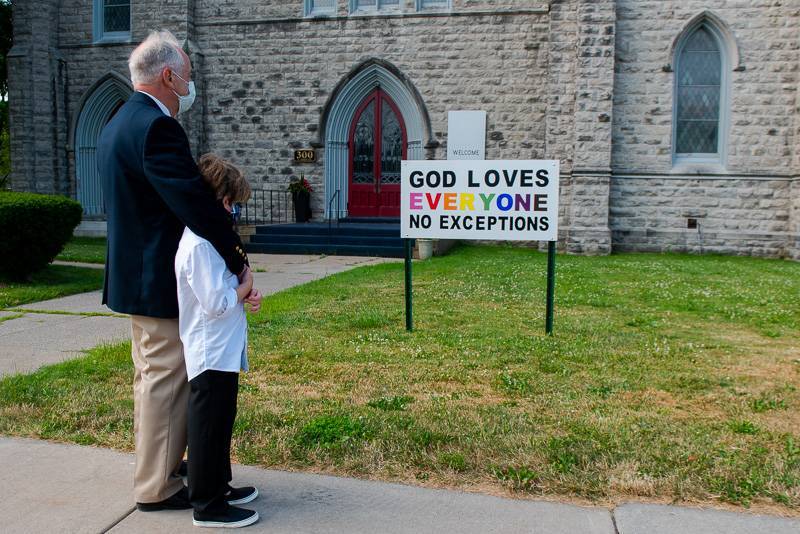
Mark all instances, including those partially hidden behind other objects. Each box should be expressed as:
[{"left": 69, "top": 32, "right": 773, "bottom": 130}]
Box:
[{"left": 673, "top": 23, "right": 728, "bottom": 163}]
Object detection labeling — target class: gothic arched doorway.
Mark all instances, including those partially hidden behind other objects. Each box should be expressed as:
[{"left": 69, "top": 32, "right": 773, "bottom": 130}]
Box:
[
  {"left": 320, "top": 59, "right": 432, "bottom": 220},
  {"left": 74, "top": 75, "right": 131, "bottom": 217},
  {"left": 348, "top": 88, "right": 407, "bottom": 217}
]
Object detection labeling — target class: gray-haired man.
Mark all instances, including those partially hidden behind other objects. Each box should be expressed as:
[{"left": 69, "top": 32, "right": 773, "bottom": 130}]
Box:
[{"left": 97, "top": 30, "right": 258, "bottom": 527}]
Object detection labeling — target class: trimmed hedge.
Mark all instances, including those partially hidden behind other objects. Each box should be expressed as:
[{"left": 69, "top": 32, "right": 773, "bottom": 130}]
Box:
[{"left": 0, "top": 191, "right": 83, "bottom": 279}]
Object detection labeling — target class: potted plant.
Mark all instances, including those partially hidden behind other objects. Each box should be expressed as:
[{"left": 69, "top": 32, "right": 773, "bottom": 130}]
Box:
[{"left": 288, "top": 175, "right": 313, "bottom": 223}]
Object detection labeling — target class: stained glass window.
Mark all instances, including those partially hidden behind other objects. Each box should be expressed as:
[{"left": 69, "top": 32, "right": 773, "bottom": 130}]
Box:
[
  {"left": 675, "top": 26, "right": 722, "bottom": 155},
  {"left": 94, "top": 0, "right": 130, "bottom": 41},
  {"left": 352, "top": 101, "right": 376, "bottom": 185},
  {"left": 103, "top": 0, "right": 130, "bottom": 33}
]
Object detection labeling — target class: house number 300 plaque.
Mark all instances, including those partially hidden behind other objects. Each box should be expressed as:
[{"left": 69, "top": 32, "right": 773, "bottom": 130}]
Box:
[{"left": 294, "top": 149, "right": 316, "bottom": 163}]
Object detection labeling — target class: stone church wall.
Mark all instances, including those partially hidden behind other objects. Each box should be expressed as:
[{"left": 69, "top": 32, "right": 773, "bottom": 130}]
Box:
[
  {"left": 8, "top": 0, "right": 800, "bottom": 258},
  {"left": 193, "top": 1, "right": 553, "bottom": 218},
  {"left": 7, "top": 0, "right": 62, "bottom": 194}
]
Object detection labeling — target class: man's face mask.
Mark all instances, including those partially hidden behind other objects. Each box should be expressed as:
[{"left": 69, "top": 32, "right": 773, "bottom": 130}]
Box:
[{"left": 172, "top": 72, "right": 196, "bottom": 115}]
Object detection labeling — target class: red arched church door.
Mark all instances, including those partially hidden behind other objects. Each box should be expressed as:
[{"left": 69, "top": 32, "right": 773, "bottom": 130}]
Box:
[{"left": 348, "top": 88, "right": 407, "bottom": 218}]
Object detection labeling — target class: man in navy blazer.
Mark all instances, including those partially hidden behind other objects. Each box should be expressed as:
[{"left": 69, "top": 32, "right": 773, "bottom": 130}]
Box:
[{"left": 97, "top": 30, "right": 252, "bottom": 513}]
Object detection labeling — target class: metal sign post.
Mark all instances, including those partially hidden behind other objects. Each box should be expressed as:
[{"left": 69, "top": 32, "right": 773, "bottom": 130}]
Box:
[
  {"left": 404, "top": 239, "right": 413, "bottom": 331},
  {"left": 545, "top": 240, "right": 556, "bottom": 335}
]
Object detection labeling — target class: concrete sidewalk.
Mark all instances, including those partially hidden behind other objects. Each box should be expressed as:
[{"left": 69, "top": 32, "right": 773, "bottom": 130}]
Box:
[
  {"left": 0, "top": 254, "right": 396, "bottom": 377},
  {"left": 0, "top": 437, "right": 797, "bottom": 534}
]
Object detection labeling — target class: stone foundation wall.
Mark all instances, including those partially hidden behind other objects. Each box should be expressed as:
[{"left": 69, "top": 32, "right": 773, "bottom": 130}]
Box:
[{"left": 610, "top": 176, "right": 794, "bottom": 257}]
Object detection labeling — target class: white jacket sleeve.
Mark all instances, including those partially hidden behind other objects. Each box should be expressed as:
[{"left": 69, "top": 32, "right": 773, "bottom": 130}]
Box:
[{"left": 184, "top": 242, "right": 240, "bottom": 319}]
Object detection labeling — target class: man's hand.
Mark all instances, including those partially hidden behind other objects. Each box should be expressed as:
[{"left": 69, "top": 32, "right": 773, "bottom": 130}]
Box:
[{"left": 244, "top": 288, "right": 262, "bottom": 313}]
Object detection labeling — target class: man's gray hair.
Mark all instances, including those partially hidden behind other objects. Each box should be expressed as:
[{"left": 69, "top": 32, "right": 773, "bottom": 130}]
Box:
[{"left": 128, "top": 30, "right": 185, "bottom": 85}]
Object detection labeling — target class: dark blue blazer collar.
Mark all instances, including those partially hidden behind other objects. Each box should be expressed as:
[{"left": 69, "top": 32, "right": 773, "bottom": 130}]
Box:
[{"left": 129, "top": 91, "right": 166, "bottom": 112}]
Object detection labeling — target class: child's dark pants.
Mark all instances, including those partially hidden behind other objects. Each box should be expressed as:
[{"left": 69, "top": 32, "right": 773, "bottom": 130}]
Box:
[{"left": 187, "top": 369, "right": 239, "bottom": 514}]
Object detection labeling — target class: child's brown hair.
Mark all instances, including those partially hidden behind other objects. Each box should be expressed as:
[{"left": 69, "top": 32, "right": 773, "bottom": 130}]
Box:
[{"left": 197, "top": 154, "right": 251, "bottom": 204}]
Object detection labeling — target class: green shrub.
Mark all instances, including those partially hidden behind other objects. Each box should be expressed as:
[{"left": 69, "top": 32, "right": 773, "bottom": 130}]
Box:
[{"left": 0, "top": 191, "right": 82, "bottom": 279}]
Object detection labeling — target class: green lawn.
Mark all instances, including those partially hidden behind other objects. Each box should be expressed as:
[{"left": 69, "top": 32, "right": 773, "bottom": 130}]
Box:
[
  {"left": 55, "top": 237, "right": 107, "bottom": 265},
  {"left": 0, "top": 265, "right": 105, "bottom": 308},
  {"left": 1, "top": 246, "right": 799, "bottom": 512}
]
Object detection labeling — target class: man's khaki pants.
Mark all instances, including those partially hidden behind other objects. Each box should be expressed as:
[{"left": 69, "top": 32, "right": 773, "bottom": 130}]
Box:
[{"left": 130, "top": 315, "right": 188, "bottom": 503}]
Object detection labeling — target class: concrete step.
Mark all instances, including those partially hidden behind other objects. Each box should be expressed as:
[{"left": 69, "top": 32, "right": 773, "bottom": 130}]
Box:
[
  {"left": 339, "top": 217, "right": 401, "bottom": 225},
  {"left": 247, "top": 220, "right": 405, "bottom": 258},
  {"left": 255, "top": 223, "right": 400, "bottom": 238},
  {"left": 245, "top": 242, "right": 405, "bottom": 258},
  {"left": 249, "top": 234, "right": 403, "bottom": 247}
]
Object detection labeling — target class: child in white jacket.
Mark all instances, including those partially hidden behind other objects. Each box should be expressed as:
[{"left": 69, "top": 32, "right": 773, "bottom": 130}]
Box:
[{"left": 174, "top": 154, "right": 262, "bottom": 529}]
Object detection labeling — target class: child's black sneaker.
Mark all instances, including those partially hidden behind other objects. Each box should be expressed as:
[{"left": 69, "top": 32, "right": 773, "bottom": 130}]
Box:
[
  {"left": 225, "top": 485, "right": 259, "bottom": 505},
  {"left": 193, "top": 506, "right": 259, "bottom": 529}
]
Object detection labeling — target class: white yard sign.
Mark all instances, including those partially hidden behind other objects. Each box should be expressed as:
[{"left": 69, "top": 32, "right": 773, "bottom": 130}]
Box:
[
  {"left": 400, "top": 160, "right": 560, "bottom": 242},
  {"left": 447, "top": 111, "right": 486, "bottom": 160}
]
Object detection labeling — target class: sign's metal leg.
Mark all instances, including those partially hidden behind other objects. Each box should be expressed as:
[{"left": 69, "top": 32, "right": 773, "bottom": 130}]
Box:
[
  {"left": 545, "top": 240, "right": 556, "bottom": 335},
  {"left": 405, "top": 239, "right": 413, "bottom": 332}
]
